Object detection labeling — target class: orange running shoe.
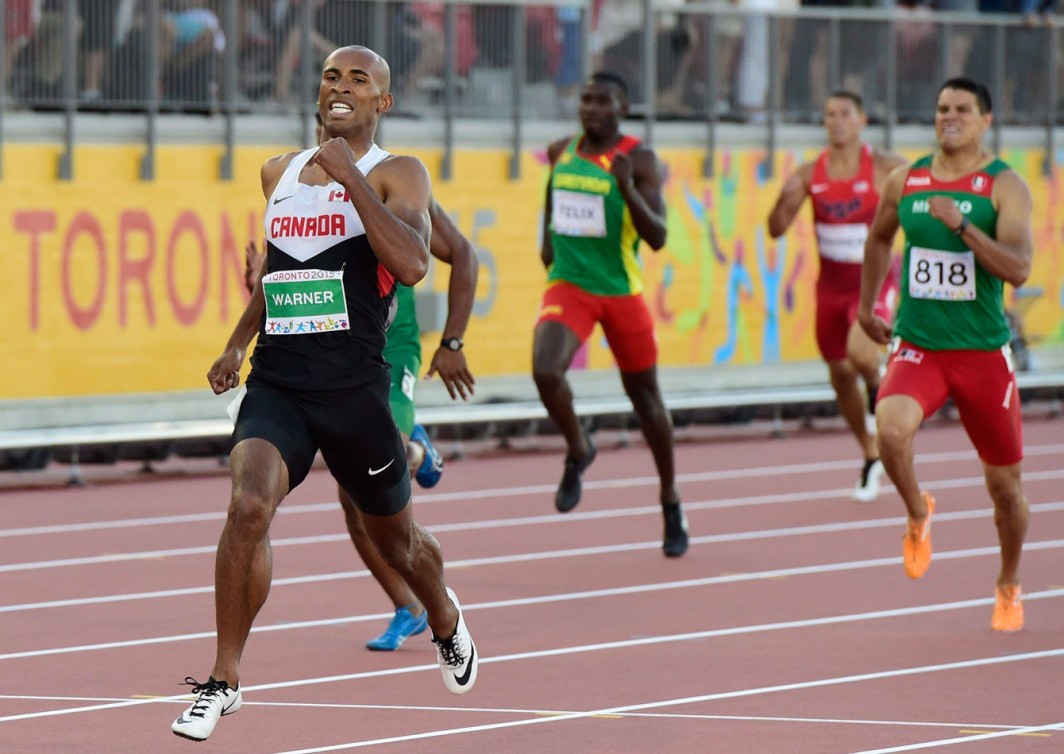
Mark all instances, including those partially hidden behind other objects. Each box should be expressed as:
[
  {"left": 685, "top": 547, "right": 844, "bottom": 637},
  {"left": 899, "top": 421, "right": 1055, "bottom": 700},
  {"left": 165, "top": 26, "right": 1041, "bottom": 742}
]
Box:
[
  {"left": 902, "top": 492, "right": 935, "bottom": 579},
  {"left": 991, "top": 583, "right": 1024, "bottom": 632}
]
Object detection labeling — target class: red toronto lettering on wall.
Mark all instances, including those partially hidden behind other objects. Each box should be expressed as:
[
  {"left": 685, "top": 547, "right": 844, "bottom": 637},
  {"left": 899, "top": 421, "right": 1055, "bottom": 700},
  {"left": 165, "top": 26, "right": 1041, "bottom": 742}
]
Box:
[
  {"left": 119, "top": 210, "right": 156, "bottom": 327},
  {"left": 14, "top": 210, "right": 55, "bottom": 330},
  {"left": 13, "top": 209, "right": 260, "bottom": 330},
  {"left": 62, "top": 212, "right": 107, "bottom": 331},
  {"left": 166, "top": 211, "right": 209, "bottom": 326}
]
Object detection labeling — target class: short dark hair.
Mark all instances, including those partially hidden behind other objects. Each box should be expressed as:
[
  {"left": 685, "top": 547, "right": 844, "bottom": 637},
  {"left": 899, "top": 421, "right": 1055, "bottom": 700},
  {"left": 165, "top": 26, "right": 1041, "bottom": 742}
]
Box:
[
  {"left": 587, "top": 71, "right": 629, "bottom": 102},
  {"left": 826, "top": 90, "right": 863, "bottom": 112},
  {"left": 939, "top": 77, "right": 992, "bottom": 114}
]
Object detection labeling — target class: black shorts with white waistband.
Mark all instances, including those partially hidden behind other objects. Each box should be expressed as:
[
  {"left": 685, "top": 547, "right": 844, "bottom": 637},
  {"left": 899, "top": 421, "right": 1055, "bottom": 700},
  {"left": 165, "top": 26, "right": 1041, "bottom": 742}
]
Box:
[{"left": 233, "top": 372, "right": 411, "bottom": 516}]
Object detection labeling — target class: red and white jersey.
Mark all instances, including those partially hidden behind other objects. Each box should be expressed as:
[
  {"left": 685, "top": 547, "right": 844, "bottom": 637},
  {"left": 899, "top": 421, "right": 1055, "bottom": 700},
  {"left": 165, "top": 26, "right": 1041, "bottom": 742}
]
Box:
[{"left": 809, "top": 144, "right": 880, "bottom": 293}]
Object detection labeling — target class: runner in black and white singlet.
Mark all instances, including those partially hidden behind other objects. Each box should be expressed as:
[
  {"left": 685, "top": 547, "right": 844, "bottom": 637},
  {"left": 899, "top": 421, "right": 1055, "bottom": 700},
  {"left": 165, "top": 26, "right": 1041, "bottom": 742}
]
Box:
[{"left": 172, "top": 46, "right": 478, "bottom": 744}]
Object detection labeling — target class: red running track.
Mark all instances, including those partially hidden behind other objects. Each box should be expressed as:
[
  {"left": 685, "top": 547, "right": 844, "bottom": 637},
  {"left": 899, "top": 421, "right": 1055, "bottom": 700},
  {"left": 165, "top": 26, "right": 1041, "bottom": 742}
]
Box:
[{"left": 0, "top": 413, "right": 1062, "bottom": 753}]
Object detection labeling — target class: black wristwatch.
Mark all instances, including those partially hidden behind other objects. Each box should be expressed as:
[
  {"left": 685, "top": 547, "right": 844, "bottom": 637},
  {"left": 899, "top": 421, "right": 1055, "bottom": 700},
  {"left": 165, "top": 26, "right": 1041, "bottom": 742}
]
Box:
[
  {"left": 441, "top": 337, "right": 464, "bottom": 352},
  {"left": 953, "top": 217, "right": 970, "bottom": 236}
]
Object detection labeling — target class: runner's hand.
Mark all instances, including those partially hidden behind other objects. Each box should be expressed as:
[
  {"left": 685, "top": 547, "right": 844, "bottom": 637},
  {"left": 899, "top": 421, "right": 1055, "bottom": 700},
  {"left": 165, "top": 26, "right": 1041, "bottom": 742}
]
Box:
[
  {"left": 609, "top": 151, "right": 634, "bottom": 188},
  {"left": 426, "top": 348, "right": 475, "bottom": 401},
  {"left": 927, "top": 195, "right": 963, "bottom": 230},
  {"left": 311, "top": 138, "right": 359, "bottom": 184},
  {"left": 245, "top": 240, "right": 265, "bottom": 294},
  {"left": 208, "top": 348, "right": 245, "bottom": 395},
  {"left": 858, "top": 311, "right": 892, "bottom": 346}
]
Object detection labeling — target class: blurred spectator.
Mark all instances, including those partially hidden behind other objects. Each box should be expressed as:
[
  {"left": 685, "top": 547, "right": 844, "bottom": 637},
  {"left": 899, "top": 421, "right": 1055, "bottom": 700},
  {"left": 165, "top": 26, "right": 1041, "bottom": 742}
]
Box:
[
  {"left": 784, "top": 0, "right": 883, "bottom": 122},
  {"left": 596, "top": 0, "right": 701, "bottom": 116},
  {"left": 735, "top": 0, "right": 797, "bottom": 122},
  {"left": 3, "top": 0, "right": 34, "bottom": 96},
  {"left": 896, "top": 0, "right": 937, "bottom": 121},
  {"left": 160, "top": 0, "right": 225, "bottom": 107},
  {"left": 402, "top": 3, "right": 478, "bottom": 102},
  {"left": 555, "top": 6, "right": 584, "bottom": 116},
  {"left": 81, "top": 0, "right": 120, "bottom": 104},
  {"left": 1021, "top": 0, "right": 1057, "bottom": 24},
  {"left": 471, "top": 4, "right": 557, "bottom": 80},
  {"left": 272, "top": 0, "right": 335, "bottom": 106},
  {"left": 21, "top": 0, "right": 118, "bottom": 104}
]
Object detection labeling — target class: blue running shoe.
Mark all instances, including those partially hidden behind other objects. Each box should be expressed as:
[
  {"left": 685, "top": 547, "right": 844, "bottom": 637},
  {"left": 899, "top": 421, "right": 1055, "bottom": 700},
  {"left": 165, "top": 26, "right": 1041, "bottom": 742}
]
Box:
[
  {"left": 366, "top": 605, "right": 429, "bottom": 651},
  {"left": 411, "top": 424, "right": 444, "bottom": 488}
]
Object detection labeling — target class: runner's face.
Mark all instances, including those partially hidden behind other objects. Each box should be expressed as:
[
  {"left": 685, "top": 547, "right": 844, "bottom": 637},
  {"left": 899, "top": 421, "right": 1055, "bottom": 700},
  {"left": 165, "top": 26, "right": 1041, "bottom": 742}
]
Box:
[
  {"left": 578, "top": 81, "right": 624, "bottom": 140},
  {"left": 318, "top": 48, "right": 392, "bottom": 138},
  {"left": 934, "top": 88, "right": 990, "bottom": 152},
  {"left": 823, "top": 97, "right": 865, "bottom": 147}
]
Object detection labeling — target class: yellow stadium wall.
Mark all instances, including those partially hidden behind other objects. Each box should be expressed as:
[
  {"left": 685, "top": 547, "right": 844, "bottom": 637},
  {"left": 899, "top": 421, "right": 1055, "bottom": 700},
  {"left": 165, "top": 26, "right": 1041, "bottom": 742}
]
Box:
[{"left": 3, "top": 143, "right": 1062, "bottom": 400}]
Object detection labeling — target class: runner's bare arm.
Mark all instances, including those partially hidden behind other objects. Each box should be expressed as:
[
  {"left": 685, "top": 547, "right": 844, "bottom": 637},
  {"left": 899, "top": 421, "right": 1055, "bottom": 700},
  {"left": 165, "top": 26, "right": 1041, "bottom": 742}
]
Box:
[
  {"left": 767, "top": 162, "right": 813, "bottom": 239},
  {"left": 615, "top": 146, "right": 667, "bottom": 250},
  {"left": 928, "top": 170, "right": 1033, "bottom": 287},
  {"left": 858, "top": 165, "right": 906, "bottom": 344},
  {"left": 540, "top": 137, "right": 569, "bottom": 269},
  {"left": 313, "top": 139, "right": 431, "bottom": 286},
  {"left": 425, "top": 200, "right": 479, "bottom": 399}
]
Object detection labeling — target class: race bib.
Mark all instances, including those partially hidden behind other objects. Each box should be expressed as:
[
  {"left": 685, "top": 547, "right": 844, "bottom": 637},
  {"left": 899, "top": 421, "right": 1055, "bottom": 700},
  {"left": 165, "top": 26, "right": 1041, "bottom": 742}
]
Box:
[
  {"left": 815, "top": 222, "right": 867, "bottom": 263},
  {"left": 908, "top": 246, "right": 976, "bottom": 301},
  {"left": 262, "top": 269, "right": 350, "bottom": 334},
  {"left": 552, "top": 189, "right": 607, "bottom": 237}
]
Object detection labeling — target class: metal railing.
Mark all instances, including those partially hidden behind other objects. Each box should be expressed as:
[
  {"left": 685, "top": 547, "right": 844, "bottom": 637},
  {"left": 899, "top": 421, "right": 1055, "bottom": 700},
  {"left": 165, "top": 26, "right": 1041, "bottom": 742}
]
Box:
[{"left": 1, "top": 0, "right": 1061, "bottom": 180}]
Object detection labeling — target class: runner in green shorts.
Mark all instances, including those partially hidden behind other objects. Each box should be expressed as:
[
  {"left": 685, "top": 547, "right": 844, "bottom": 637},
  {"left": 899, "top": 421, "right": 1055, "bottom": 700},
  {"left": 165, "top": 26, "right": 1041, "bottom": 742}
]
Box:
[{"left": 246, "top": 198, "right": 478, "bottom": 650}]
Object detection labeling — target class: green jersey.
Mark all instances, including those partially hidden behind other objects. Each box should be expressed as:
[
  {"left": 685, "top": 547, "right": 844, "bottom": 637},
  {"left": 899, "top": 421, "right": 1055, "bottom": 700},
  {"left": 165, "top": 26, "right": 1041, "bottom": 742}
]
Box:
[
  {"left": 384, "top": 283, "right": 420, "bottom": 360},
  {"left": 547, "top": 134, "right": 645, "bottom": 296},
  {"left": 895, "top": 155, "right": 1011, "bottom": 351}
]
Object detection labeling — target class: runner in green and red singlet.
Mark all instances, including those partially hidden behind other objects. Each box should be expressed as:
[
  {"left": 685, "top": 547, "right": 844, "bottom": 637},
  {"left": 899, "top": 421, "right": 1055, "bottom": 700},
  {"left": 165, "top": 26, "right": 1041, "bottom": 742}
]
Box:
[
  {"left": 859, "top": 78, "right": 1034, "bottom": 633},
  {"left": 534, "top": 71, "right": 688, "bottom": 557}
]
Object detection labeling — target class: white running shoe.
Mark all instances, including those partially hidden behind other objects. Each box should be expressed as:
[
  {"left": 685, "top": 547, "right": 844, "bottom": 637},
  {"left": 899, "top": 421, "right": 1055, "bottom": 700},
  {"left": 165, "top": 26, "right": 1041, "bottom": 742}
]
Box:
[
  {"left": 432, "top": 588, "right": 478, "bottom": 695},
  {"left": 852, "top": 459, "right": 884, "bottom": 503},
  {"left": 171, "top": 676, "right": 241, "bottom": 741}
]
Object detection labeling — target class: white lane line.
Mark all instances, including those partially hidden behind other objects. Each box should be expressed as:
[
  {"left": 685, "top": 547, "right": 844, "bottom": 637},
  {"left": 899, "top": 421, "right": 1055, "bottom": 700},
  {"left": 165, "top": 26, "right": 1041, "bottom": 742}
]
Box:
[
  {"left": 850, "top": 721, "right": 1064, "bottom": 753},
  {"left": 0, "top": 694, "right": 1039, "bottom": 734},
  {"left": 2, "top": 594, "right": 1063, "bottom": 727},
  {"left": 3, "top": 497, "right": 1064, "bottom": 612},
  {"left": 263, "top": 649, "right": 1064, "bottom": 753},
  {"left": 3, "top": 443, "right": 1061, "bottom": 539},
  {"left": 3, "top": 466, "right": 1064, "bottom": 575},
  {"left": 1, "top": 546, "right": 1062, "bottom": 662}
]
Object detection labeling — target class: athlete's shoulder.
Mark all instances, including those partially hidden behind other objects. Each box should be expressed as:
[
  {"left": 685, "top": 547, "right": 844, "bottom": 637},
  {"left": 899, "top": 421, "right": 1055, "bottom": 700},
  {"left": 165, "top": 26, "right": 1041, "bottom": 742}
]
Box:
[
  {"left": 261, "top": 149, "right": 302, "bottom": 177},
  {"left": 260, "top": 149, "right": 304, "bottom": 199},
  {"left": 871, "top": 147, "right": 908, "bottom": 172},
  {"left": 546, "top": 135, "right": 573, "bottom": 164},
  {"left": 991, "top": 164, "right": 1032, "bottom": 197},
  {"left": 377, "top": 152, "right": 429, "bottom": 176}
]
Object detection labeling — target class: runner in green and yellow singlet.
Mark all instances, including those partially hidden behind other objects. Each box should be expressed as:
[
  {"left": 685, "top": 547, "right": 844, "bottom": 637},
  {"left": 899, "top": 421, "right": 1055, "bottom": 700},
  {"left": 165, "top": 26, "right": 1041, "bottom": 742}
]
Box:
[
  {"left": 533, "top": 71, "right": 688, "bottom": 558},
  {"left": 859, "top": 78, "right": 1034, "bottom": 633}
]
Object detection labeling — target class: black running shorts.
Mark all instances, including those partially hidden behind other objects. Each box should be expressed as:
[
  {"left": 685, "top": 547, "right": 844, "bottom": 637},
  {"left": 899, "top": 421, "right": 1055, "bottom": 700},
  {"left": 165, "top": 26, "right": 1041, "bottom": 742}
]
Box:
[{"left": 233, "top": 372, "right": 411, "bottom": 516}]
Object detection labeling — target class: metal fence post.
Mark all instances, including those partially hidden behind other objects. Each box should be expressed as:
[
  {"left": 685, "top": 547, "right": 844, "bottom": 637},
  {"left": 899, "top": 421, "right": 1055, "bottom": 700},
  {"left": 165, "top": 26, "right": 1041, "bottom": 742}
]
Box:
[
  {"left": 220, "top": 0, "right": 238, "bottom": 181},
  {"left": 992, "top": 23, "right": 1004, "bottom": 156},
  {"left": 884, "top": 17, "right": 897, "bottom": 153},
  {"left": 1044, "top": 25, "right": 1056, "bottom": 176},
  {"left": 140, "top": 0, "right": 162, "bottom": 181},
  {"left": 0, "top": 1, "right": 6, "bottom": 180},
  {"left": 765, "top": 15, "right": 779, "bottom": 179},
  {"left": 702, "top": 14, "right": 718, "bottom": 178},
  {"left": 441, "top": 2, "right": 456, "bottom": 181},
  {"left": 300, "top": 0, "right": 316, "bottom": 149},
  {"left": 58, "top": 0, "right": 78, "bottom": 180},
  {"left": 642, "top": 0, "right": 656, "bottom": 144},
  {"left": 509, "top": 4, "right": 527, "bottom": 180}
]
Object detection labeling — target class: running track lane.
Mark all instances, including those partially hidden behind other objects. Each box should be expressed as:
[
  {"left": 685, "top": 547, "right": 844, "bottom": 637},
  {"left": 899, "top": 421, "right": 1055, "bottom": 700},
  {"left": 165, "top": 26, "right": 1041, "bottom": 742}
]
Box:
[{"left": 0, "top": 415, "right": 1062, "bottom": 753}]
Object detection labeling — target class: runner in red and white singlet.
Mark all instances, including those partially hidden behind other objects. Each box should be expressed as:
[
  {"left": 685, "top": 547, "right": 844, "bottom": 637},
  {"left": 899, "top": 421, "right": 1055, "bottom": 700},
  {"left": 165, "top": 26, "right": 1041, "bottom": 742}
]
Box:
[{"left": 768, "top": 91, "right": 907, "bottom": 502}]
